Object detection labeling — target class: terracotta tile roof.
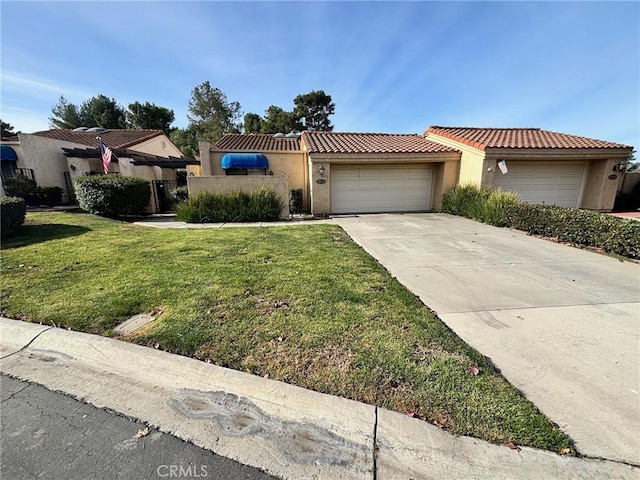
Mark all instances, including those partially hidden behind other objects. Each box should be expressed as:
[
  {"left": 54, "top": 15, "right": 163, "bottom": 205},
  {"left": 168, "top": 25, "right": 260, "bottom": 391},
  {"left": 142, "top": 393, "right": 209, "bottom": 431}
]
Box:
[
  {"left": 425, "top": 126, "right": 632, "bottom": 151},
  {"left": 214, "top": 134, "right": 301, "bottom": 151},
  {"left": 302, "top": 131, "right": 458, "bottom": 154},
  {"left": 31, "top": 129, "right": 164, "bottom": 149}
]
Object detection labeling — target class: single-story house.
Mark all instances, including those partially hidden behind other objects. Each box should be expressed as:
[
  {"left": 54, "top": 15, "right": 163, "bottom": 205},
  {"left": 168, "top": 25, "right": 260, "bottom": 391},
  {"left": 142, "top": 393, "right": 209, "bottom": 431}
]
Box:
[
  {"left": 198, "top": 126, "right": 632, "bottom": 216},
  {"left": 424, "top": 126, "right": 633, "bottom": 210},
  {"left": 1, "top": 128, "right": 199, "bottom": 211}
]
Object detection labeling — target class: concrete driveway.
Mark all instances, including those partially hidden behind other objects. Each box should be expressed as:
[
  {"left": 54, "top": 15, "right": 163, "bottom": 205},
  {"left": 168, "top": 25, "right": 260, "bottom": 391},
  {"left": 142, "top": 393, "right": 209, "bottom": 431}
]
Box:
[{"left": 335, "top": 213, "right": 640, "bottom": 465}]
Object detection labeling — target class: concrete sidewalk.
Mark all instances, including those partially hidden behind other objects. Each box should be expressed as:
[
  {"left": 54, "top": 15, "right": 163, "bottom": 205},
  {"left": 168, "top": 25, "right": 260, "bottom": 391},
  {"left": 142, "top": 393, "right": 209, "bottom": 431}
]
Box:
[
  {"left": 1, "top": 317, "right": 636, "bottom": 479},
  {"left": 133, "top": 214, "right": 336, "bottom": 229},
  {"left": 335, "top": 213, "right": 640, "bottom": 467}
]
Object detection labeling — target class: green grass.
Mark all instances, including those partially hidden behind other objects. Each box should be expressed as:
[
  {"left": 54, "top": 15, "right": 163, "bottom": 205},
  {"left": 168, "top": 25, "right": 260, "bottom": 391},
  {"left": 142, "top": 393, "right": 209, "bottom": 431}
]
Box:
[{"left": 1, "top": 212, "right": 574, "bottom": 453}]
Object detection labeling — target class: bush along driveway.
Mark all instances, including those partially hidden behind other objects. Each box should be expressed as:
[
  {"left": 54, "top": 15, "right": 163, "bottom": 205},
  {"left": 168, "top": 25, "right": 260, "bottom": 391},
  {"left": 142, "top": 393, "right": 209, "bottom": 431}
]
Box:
[
  {"left": 335, "top": 213, "right": 640, "bottom": 465},
  {"left": 1, "top": 212, "right": 573, "bottom": 453}
]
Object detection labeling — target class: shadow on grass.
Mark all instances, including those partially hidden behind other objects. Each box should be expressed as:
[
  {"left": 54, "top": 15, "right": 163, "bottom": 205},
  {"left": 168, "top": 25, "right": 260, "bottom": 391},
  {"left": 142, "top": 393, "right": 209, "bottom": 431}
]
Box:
[{"left": 1, "top": 224, "right": 91, "bottom": 249}]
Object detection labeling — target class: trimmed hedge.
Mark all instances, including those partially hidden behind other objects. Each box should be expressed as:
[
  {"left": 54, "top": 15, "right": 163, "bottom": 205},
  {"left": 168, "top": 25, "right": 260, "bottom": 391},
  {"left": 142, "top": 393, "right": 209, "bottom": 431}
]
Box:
[
  {"left": 3, "top": 176, "right": 39, "bottom": 206},
  {"left": 503, "top": 203, "right": 640, "bottom": 259},
  {"left": 176, "top": 188, "right": 284, "bottom": 223},
  {"left": 1, "top": 196, "right": 27, "bottom": 238},
  {"left": 74, "top": 174, "right": 151, "bottom": 217},
  {"left": 38, "top": 186, "right": 64, "bottom": 206}
]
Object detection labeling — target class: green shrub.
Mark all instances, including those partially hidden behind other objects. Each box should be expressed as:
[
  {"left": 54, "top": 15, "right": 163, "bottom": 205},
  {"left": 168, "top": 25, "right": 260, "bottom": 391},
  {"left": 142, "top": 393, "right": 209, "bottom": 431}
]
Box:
[
  {"left": 3, "top": 176, "right": 40, "bottom": 206},
  {"left": 1, "top": 196, "right": 27, "bottom": 238},
  {"left": 38, "top": 186, "right": 64, "bottom": 206},
  {"left": 289, "top": 188, "right": 304, "bottom": 214},
  {"left": 503, "top": 204, "right": 640, "bottom": 259},
  {"left": 169, "top": 186, "right": 189, "bottom": 204},
  {"left": 74, "top": 174, "right": 151, "bottom": 217},
  {"left": 176, "top": 188, "right": 285, "bottom": 223},
  {"left": 442, "top": 185, "right": 520, "bottom": 226}
]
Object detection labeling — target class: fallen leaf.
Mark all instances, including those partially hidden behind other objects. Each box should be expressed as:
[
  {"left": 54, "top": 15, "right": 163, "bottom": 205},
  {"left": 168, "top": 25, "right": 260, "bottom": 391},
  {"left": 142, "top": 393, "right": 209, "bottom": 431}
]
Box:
[
  {"left": 133, "top": 426, "right": 151, "bottom": 439},
  {"left": 153, "top": 343, "right": 160, "bottom": 349},
  {"left": 506, "top": 441, "right": 521, "bottom": 452},
  {"left": 468, "top": 367, "right": 480, "bottom": 376},
  {"left": 560, "top": 448, "right": 572, "bottom": 455},
  {"left": 406, "top": 412, "right": 417, "bottom": 418}
]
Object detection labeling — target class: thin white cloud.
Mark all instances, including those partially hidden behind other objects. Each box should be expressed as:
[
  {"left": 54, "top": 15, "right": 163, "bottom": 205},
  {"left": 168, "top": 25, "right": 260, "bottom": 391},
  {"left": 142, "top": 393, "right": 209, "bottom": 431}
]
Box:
[{"left": 1, "top": 72, "right": 94, "bottom": 102}]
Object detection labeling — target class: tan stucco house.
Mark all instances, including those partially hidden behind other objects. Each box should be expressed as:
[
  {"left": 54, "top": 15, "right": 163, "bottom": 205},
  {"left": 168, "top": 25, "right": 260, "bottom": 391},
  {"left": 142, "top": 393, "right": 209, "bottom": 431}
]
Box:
[
  {"left": 424, "top": 126, "right": 633, "bottom": 210},
  {"left": 1, "top": 128, "right": 198, "bottom": 211},
  {"left": 197, "top": 126, "right": 632, "bottom": 216}
]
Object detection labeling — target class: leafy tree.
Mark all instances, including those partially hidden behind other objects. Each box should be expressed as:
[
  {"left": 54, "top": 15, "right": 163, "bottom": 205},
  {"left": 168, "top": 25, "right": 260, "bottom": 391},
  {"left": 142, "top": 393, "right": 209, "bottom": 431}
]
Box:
[
  {"left": 80, "top": 95, "right": 126, "bottom": 129},
  {"left": 50, "top": 95, "right": 126, "bottom": 129},
  {"left": 170, "top": 127, "right": 198, "bottom": 158},
  {"left": 49, "top": 96, "right": 82, "bottom": 129},
  {"left": 293, "top": 90, "right": 335, "bottom": 131},
  {"left": 260, "top": 105, "right": 302, "bottom": 134},
  {"left": 243, "top": 113, "right": 263, "bottom": 134},
  {"left": 127, "top": 102, "right": 175, "bottom": 134},
  {"left": 187, "top": 81, "right": 242, "bottom": 144},
  {"left": 1, "top": 119, "right": 16, "bottom": 137}
]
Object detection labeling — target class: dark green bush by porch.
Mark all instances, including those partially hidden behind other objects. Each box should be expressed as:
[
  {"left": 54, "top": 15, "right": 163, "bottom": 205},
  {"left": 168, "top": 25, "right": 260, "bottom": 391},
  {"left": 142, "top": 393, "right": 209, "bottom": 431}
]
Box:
[
  {"left": 74, "top": 174, "right": 150, "bottom": 217},
  {"left": 37, "top": 186, "right": 64, "bottom": 206},
  {"left": 176, "top": 187, "right": 284, "bottom": 223},
  {"left": 289, "top": 188, "right": 304, "bottom": 214},
  {"left": 503, "top": 203, "right": 640, "bottom": 259},
  {"left": 1, "top": 196, "right": 27, "bottom": 238},
  {"left": 3, "top": 176, "right": 39, "bottom": 206},
  {"left": 441, "top": 184, "right": 520, "bottom": 226}
]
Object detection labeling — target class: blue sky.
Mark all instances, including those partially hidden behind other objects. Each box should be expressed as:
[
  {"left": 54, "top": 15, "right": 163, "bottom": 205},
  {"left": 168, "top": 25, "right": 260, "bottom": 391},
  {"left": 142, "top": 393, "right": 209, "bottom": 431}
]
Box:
[{"left": 1, "top": 1, "right": 638, "bottom": 149}]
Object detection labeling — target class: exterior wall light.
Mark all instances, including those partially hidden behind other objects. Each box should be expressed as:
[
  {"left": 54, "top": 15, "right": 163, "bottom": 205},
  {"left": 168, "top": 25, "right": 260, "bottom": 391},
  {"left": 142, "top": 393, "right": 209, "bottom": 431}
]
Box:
[{"left": 319, "top": 165, "right": 325, "bottom": 177}]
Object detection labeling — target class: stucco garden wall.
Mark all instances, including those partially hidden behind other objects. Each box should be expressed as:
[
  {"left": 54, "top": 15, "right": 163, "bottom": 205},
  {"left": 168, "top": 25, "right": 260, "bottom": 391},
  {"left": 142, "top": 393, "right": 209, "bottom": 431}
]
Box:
[{"left": 187, "top": 175, "right": 289, "bottom": 219}]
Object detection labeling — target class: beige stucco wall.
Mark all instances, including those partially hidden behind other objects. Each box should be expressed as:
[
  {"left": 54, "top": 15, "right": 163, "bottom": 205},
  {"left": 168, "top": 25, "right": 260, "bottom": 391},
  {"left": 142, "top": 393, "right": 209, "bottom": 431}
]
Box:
[
  {"left": 580, "top": 158, "right": 621, "bottom": 210},
  {"left": 199, "top": 141, "right": 309, "bottom": 210},
  {"left": 187, "top": 175, "right": 290, "bottom": 219},
  {"left": 424, "top": 133, "right": 482, "bottom": 187},
  {"left": 130, "top": 135, "right": 185, "bottom": 158},
  {"left": 308, "top": 152, "right": 460, "bottom": 215},
  {"left": 17, "top": 133, "right": 83, "bottom": 202}
]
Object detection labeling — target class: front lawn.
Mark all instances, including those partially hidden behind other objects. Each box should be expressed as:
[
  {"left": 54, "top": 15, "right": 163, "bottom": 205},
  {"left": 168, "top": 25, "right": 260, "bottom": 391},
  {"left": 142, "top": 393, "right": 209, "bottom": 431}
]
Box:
[{"left": 1, "top": 212, "right": 573, "bottom": 452}]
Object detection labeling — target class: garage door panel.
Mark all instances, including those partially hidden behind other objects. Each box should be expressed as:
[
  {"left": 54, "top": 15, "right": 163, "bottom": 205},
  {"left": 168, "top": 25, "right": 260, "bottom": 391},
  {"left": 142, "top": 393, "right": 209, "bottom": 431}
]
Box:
[
  {"left": 331, "top": 164, "right": 433, "bottom": 214},
  {"left": 492, "top": 162, "right": 585, "bottom": 208}
]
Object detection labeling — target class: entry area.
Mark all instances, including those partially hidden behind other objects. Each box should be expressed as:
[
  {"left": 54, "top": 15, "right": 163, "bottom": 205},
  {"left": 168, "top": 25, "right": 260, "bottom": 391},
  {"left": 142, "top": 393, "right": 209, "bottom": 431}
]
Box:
[
  {"left": 331, "top": 164, "right": 433, "bottom": 214},
  {"left": 491, "top": 162, "right": 586, "bottom": 208}
]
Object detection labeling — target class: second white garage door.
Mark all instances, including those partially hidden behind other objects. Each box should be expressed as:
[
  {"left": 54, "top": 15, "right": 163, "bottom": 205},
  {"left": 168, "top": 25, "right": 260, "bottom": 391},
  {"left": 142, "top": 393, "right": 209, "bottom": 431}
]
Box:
[
  {"left": 491, "top": 162, "right": 586, "bottom": 208},
  {"left": 331, "top": 164, "right": 433, "bottom": 214}
]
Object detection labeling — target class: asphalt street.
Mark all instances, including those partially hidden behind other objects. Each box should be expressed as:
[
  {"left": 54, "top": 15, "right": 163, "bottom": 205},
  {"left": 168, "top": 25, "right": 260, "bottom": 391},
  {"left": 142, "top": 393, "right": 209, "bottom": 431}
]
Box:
[{"left": 0, "top": 375, "right": 276, "bottom": 480}]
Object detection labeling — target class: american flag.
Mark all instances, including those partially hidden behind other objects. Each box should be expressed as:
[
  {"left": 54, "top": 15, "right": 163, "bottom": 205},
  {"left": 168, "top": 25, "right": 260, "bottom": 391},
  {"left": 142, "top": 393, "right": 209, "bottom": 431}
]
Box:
[{"left": 100, "top": 141, "right": 113, "bottom": 174}]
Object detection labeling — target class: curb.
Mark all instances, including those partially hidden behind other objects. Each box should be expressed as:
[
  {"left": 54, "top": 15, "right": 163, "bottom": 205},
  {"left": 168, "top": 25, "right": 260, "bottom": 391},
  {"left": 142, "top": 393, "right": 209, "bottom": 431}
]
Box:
[{"left": 1, "top": 318, "right": 636, "bottom": 479}]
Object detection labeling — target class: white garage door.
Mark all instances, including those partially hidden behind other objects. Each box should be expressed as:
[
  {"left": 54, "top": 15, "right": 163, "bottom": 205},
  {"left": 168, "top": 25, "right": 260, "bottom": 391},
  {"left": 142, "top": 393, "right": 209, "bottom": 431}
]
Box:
[
  {"left": 331, "top": 164, "right": 433, "bottom": 214},
  {"left": 491, "top": 162, "right": 586, "bottom": 208}
]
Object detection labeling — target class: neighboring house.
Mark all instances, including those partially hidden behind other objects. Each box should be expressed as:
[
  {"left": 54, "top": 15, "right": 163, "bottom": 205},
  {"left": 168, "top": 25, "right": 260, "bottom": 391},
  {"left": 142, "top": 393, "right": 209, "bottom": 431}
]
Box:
[
  {"left": 424, "top": 127, "right": 633, "bottom": 210},
  {"left": 198, "top": 126, "right": 632, "bottom": 216},
  {"left": 1, "top": 128, "right": 198, "bottom": 211}
]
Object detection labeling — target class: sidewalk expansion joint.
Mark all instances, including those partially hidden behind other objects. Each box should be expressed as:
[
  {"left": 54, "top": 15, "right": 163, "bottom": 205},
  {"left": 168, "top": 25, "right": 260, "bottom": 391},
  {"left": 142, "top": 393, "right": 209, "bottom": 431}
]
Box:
[
  {"left": 372, "top": 406, "right": 378, "bottom": 480},
  {"left": 0, "top": 325, "right": 53, "bottom": 360}
]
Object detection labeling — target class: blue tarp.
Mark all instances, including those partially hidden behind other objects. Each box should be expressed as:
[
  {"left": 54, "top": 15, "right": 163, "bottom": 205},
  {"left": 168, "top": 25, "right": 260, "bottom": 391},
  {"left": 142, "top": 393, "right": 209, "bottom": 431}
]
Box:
[
  {"left": 221, "top": 153, "right": 268, "bottom": 169},
  {"left": 0, "top": 145, "right": 18, "bottom": 161}
]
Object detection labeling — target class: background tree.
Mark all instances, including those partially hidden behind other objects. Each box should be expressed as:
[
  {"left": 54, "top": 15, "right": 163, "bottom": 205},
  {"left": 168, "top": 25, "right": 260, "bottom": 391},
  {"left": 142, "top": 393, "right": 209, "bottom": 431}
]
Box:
[
  {"left": 80, "top": 95, "right": 126, "bottom": 129},
  {"left": 243, "top": 113, "right": 263, "bottom": 134},
  {"left": 260, "top": 106, "right": 303, "bottom": 134},
  {"left": 127, "top": 101, "right": 175, "bottom": 134},
  {"left": 1, "top": 120, "right": 16, "bottom": 137},
  {"left": 169, "top": 127, "right": 198, "bottom": 158},
  {"left": 293, "top": 90, "right": 335, "bottom": 131},
  {"left": 49, "top": 96, "right": 82, "bottom": 129},
  {"left": 187, "top": 81, "right": 242, "bottom": 144}
]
